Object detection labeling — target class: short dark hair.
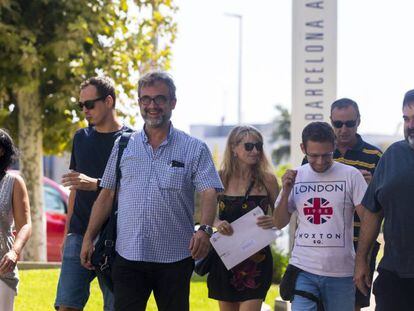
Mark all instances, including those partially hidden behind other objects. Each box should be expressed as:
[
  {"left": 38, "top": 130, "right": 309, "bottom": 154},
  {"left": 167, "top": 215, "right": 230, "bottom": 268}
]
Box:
[
  {"left": 138, "top": 71, "right": 176, "bottom": 100},
  {"left": 0, "top": 129, "right": 18, "bottom": 174},
  {"left": 403, "top": 89, "right": 414, "bottom": 108},
  {"left": 80, "top": 76, "right": 116, "bottom": 107},
  {"left": 330, "top": 98, "right": 360, "bottom": 118},
  {"left": 302, "top": 122, "right": 335, "bottom": 147}
]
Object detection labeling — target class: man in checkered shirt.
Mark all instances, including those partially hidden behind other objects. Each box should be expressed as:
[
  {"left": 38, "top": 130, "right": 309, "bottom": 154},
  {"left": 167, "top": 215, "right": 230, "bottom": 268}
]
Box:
[{"left": 80, "top": 71, "right": 223, "bottom": 310}]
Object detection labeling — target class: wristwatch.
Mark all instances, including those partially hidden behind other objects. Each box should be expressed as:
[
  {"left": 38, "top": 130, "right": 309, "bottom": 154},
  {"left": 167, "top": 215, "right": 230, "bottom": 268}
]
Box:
[
  {"left": 96, "top": 178, "right": 102, "bottom": 191},
  {"left": 198, "top": 224, "right": 213, "bottom": 237}
]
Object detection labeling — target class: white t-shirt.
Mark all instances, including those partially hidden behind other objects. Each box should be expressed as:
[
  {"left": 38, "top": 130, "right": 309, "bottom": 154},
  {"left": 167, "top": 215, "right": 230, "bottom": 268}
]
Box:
[{"left": 278, "top": 162, "right": 367, "bottom": 277}]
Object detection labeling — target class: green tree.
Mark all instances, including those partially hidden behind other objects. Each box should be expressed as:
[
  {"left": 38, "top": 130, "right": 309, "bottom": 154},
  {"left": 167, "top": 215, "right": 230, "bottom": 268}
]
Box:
[
  {"left": 271, "top": 104, "right": 291, "bottom": 165},
  {"left": 0, "top": 0, "right": 177, "bottom": 260}
]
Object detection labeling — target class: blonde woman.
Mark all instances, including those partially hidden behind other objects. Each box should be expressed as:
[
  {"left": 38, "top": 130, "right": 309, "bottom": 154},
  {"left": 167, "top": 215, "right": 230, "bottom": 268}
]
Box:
[
  {"left": 207, "top": 125, "right": 279, "bottom": 311},
  {"left": 0, "top": 129, "right": 31, "bottom": 311}
]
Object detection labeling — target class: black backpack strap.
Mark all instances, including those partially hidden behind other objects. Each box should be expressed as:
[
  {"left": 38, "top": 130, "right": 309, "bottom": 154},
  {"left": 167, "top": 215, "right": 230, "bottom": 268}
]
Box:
[
  {"left": 114, "top": 131, "right": 132, "bottom": 195},
  {"left": 103, "top": 131, "right": 133, "bottom": 255},
  {"left": 293, "top": 290, "right": 325, "bottom": 311}
]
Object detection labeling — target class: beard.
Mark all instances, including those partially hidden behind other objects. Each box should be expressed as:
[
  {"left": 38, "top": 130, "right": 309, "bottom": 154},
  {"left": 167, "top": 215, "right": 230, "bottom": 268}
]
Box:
[
  {"left": 142, "top": 110, "right": 172, "bottom": 128},
  {"left": 405, "top": 128, "right": 414, "bottom": 149}
]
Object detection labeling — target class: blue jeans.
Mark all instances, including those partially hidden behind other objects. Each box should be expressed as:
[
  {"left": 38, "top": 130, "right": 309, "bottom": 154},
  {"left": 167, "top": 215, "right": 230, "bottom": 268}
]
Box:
[
  {"left": 292, "top": 270, "right": 355, "bottom": 311},
  {"left": 54, "top": 233, "right": 114, "bottom": 310}
]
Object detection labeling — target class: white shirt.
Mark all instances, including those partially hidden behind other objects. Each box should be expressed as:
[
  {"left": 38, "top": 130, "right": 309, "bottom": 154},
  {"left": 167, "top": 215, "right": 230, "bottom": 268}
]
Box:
[{"left": 277, "top": 162, "right": 367, "bottom": 277}]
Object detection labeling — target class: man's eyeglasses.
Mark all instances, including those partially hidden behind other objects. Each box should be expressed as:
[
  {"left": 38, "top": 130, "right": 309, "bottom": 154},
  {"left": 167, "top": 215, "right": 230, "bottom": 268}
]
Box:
[
  {"left": 331, "top": 120, "right": 358, "bottom": 128},
  {"left": 139, "top": 95, "right": 169, "bottom": 106},
  {"left": 244, "top": 142, "right": 263, "bottom": 152},
  {"left": 78, "top": 96, "right": 107, "bottom": 110},
  {"left": 306, "top": 152, "right": 334, "bottom": 160}
]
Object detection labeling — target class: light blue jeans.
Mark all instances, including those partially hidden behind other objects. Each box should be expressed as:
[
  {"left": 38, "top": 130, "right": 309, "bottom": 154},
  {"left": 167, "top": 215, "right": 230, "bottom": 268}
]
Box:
[
  {"left": 55, "top": 233, "right": 114, "bottom": 310},
  {"left": 292, "top": 270, "right": 355, "bottom": 311}
]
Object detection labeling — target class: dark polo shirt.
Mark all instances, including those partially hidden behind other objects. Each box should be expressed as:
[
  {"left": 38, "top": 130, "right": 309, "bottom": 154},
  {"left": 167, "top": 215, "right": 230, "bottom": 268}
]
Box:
[{"left": 302, "top": 134, "right": 383, "bottom": 243}]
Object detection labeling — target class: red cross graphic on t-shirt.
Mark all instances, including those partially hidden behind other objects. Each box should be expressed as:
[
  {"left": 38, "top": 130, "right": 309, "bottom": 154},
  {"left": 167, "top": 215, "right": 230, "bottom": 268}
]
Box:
[{"left": 303, "top": 197, "right": 333, "bottom": 225}]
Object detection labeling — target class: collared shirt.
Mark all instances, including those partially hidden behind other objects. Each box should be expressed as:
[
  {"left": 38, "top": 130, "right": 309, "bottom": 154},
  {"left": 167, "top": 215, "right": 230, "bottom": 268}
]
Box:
[
  {"left": 101, "top": 124, "right": 223, "bottom": 263},
  {"left": 302, "top": 134, "right": 383, "bottom": 242}
]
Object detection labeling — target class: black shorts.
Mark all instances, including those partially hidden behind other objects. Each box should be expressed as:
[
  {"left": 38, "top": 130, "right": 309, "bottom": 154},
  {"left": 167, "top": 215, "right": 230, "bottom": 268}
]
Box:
[{"left": 354, "top": 241, "right": 380, "bottom": 308}]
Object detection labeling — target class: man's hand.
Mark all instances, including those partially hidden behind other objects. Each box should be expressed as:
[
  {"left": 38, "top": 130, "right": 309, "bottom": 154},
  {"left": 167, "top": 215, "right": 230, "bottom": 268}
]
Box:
[
  {"left": 62, "top": 171, "right": 98, "bottom": 191},
  {"left": 60, "top": 236, "right": 67, "bottom": 258},
  {"left": 354, "top": 257, "right": 371, "bottom": 296},
  {"left": 359, "top": 169, "right": 372, "bottom": 184},
  {"left": 189, "top": 230, "right": 210, "bottom": 260},
  {"left": 0, "top": 250, "right": 18, "bottom": 276},
  {"left": 281, "top": 169, "right": 297, "bottom": 193},
  {"left": 80, "top": 237, "right": 95, "bottom": 270}
]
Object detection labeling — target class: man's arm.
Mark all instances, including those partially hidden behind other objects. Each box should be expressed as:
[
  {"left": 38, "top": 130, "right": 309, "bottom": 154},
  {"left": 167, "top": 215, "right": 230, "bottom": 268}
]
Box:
[
  {"left": 273, "top": 169, "right": 297, "bottom": 229},
  {"left": 354, "top": 207, "right": 383, "bottom": 295},
  {"left": 80, "top": 188, "right": 115, "bottom": 269},
  {"left": 61, "top": 189, "right": 75, "bottom": 254},
  {"left": 189, "top": 188, "right": 217, "bottom": 260},
  {"left": 62, "top": 171, "right": 99, "bottom": 191},
  {"left": 355, "top": 203, "right": 365, "bottom": 221}
]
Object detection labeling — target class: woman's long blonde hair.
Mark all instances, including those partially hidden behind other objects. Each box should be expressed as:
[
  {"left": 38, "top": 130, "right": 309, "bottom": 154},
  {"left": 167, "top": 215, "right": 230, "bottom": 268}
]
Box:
[{"left": 220, "top": 125, "right": 273, "bottom": 189}]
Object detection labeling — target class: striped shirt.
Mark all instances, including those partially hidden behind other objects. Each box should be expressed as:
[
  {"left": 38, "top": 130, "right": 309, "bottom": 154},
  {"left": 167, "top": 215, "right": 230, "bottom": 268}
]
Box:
[
  {"left": 334, "top": 134, "right": 382, "bottom": 243},
  {"left": 101, "top": 124, "right": 223, "bottom": 263},
  {"left": 303, "top": 134, "right": 382, "bottom": 243}
]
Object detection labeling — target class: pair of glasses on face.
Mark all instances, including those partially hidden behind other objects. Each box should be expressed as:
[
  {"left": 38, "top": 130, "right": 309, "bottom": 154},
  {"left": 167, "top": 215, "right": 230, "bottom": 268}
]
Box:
[
  {"left": 244, "top": 142, "right": 263, "bottom": 152},
  {"left": 306, "top": 152, "right": 334, "bottom": 160},
  {"left": 139, "top": 95, "right": 169, "bottom": 106},
  {"left": 331, "top": 120, "right": 357, "bottom": 128},
  {"left": 78, "top": 95, "right": 107, "bottom": 110}
]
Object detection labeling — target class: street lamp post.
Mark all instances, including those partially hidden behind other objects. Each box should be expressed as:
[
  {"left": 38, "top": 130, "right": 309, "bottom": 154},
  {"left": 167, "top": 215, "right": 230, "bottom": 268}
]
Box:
[{"left": 225, "top": 13, "right": 243, "bottom": 125}]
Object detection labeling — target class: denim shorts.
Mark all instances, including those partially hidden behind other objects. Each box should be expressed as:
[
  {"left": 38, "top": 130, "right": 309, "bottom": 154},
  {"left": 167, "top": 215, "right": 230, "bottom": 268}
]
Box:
[
  {"left": 54, "top": 233, "right": 114, "bottom": 310},
  {"left": 292, "top": 270, "right": 355, "bottom": 311}
]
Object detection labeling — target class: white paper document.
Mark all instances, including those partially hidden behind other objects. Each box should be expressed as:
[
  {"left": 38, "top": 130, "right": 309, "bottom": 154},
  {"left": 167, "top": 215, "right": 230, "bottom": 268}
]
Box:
[{"left": 210, "top": 206, "right": 278, "bottom": 270}]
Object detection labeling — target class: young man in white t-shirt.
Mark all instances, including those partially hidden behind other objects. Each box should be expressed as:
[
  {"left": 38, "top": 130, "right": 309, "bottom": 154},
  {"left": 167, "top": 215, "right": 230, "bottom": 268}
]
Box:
[{"left": 274, "top": 122, "right": 367, "bottom": 311}]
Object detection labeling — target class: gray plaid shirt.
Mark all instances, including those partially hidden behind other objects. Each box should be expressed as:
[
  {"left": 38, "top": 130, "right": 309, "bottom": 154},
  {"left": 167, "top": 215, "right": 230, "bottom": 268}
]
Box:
[{"left": 101, "top": 124, "right": 223, "bottom": 262}]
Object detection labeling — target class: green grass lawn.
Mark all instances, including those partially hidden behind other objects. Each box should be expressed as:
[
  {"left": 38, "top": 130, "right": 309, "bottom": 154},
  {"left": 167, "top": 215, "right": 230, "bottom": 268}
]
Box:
[{"left": 15, "top": 269, "right": 279, "bottom": 311}]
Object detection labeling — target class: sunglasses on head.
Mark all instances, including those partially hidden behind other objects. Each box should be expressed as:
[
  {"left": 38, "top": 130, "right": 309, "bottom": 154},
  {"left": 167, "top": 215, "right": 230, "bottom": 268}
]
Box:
[
  {"left": 244, "top": 142, "right": 263, "bottom": 152},
  {"left": 78, "top": 95, "right": 107, "bottom": 110},
  {"left": 331, "top": 120, "right": 358, "bottom": 128}
]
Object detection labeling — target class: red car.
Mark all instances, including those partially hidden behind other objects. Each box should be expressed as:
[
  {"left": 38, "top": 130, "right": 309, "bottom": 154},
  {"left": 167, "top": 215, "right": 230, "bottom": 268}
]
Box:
[
  {"left": 11, "top": 171, "right": 68, "bottom": 262},
  {"left": 43, "top": 176, "right": 69, "bottom": 262}
]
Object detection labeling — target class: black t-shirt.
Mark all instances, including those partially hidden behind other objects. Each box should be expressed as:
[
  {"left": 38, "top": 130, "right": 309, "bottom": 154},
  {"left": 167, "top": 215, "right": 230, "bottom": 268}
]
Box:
[
  {"left": 68, "top": 125, "right": 131, "bottom": 235},
  {"left": 362, "top": 140, "right": 414, "bottom": 277}
]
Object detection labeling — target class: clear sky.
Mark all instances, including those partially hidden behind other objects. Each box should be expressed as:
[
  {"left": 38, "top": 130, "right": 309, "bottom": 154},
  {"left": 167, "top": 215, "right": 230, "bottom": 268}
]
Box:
[{"left": 168, "top": 0, "right": 414, "bottom": 136}]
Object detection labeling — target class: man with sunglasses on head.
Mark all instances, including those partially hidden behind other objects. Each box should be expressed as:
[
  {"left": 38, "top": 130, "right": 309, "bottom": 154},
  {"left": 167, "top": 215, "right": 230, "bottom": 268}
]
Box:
[
  {"left": 302, "top": 98, "right": 382, "bottom": 310},
  {"left": 55, "top": 76, "right": 131, "bottom": 311},
  {"left": 355, "top": 90, "right": 414, "bottom": 311},
  {"left": 275, "top": 122, "right": 367, "bottom": 311},
  {"left": 80, "top": 71, "right": 223, "bottom": 311}
]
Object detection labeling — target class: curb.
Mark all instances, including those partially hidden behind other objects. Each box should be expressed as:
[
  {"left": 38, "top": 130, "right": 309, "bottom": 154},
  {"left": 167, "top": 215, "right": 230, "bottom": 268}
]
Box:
[{"left": 17, "top": 261, "right": 61, "bottom": 270}]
